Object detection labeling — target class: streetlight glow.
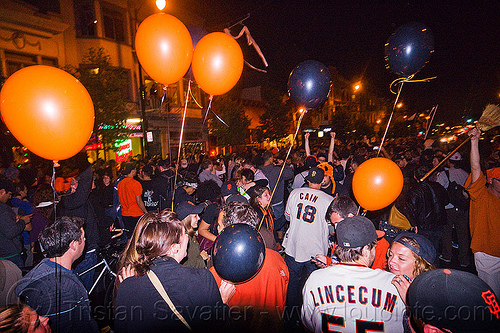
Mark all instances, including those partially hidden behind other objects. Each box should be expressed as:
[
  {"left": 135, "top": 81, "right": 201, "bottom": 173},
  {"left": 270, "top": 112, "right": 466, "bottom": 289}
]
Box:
[
  {"left": 397, "top": 102, "right": 403, "bottom": 108},
  {"left": 156, "top": 0, "right": 166, "bottom": 10},
  {"left": 354, "top": 82, "right": 361, "bottom": 91}
]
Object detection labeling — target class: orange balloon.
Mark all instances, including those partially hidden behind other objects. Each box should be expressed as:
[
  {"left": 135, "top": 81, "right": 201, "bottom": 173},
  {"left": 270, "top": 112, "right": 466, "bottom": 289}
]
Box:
[
  {"left": 192, "top": 32, "right": 244, "bottom": 96},
  {"left": 352, "top": 157, "right": 404, "bottom": 211},
  {"left": 0, "top": 65, "right": 94, "bottom": 161},
  {"left": 135, "top": 13, "right": 193, "bottom": 85}
]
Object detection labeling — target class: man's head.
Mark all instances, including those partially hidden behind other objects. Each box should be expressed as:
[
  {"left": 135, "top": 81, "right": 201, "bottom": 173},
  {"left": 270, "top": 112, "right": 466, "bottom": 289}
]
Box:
[
  {"left": 334, "top": 216, "right": 378, "bottom": 266},
  {"left": 0, "top": 178, "right": 14, "bottom": 203},
  {"left": 486, "top": 167, "right": 500, "bottom": 195},
  {"left": 305, "top": 167, "right": 325, "bottom": 187},
  {"left": 39, "top": 216, "right": 85, "bottom": 260},
  {"left": 221, "top": 201, "right": 258, "bottom": 229},
  {"left": 120, "top": 162, "right": 137, "bottom": 177},
  {"left": 140, "top": 164, "right": 154, "bottom": 179},
  {"left": 326, "top": 196, "right": 357, "bottom": 225},
  {"left": 180, "top": 171, "right": 198, "bottom": 195},
  {"left": 201, "top": 159, "right": 214, "bottom": 171},
  {"left": 262, "top": 151, "right": 273, "bottom": 165},
  {"left": 407, "top": 269, "right": 500, "bottom": 333},
  {"left": 304, "top": 155, "right": 318, "bottom": 169}
]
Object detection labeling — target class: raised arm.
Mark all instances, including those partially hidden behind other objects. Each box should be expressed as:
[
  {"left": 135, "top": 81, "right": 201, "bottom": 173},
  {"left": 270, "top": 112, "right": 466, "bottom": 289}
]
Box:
[
  {"left": 469, "top": 127, "right": 481, "bottom": 183},
  {"left": 304, "top": 132, "right": 311, "bottom": 156},
  {"left": 328, "top": 132, "right": 336, "bottom": 163}
]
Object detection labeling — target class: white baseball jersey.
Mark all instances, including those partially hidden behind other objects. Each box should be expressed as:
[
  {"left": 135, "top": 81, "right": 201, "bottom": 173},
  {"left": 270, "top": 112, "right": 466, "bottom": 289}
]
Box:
[
  {"left": 283, "top": 187, "right": 333, "bottom": 262},
  {"left": 302, "top": 265, "right": 405, "bottom": 333}
]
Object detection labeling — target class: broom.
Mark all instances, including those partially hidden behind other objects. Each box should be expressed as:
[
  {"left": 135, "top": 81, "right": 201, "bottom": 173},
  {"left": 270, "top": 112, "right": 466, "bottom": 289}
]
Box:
[{"left": 420, "top": 104, "right": 500, "bottom": 182}]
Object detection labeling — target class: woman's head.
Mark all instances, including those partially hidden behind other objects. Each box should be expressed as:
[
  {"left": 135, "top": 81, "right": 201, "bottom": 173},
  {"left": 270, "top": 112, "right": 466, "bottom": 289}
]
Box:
[
  {"left": 0, "top": 303, "right": 51, "bottom": 333},
  {"left": 181, "top": 214, "right": 200, "bottom": 237},
  {"left": 124, "top": 211, "right": 187, "bottom": 275},
  {"left": 250, "top": 186, "right": 271, "bottom": 207},
  {"left": 388, "top": 233, "right": 436, "bottom": 279}
]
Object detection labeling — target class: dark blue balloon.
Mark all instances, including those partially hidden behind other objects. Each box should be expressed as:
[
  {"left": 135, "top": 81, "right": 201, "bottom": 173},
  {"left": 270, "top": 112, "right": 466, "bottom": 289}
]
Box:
[
  {"left": 384, "top": 22, "right": 434, "bottom": 77},
  {"left": 185, "top": 25, "right": 208, "bottom": 81},
  {"left": 287, "top": 60, "right": 331, "bottom": 110},
  {"left": 212, "top": 223, "right": 266, "bottom": 283}
]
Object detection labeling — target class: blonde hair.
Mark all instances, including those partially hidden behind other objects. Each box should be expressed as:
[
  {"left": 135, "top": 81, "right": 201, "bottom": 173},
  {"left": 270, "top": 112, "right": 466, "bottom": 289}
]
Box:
[
  {"left": 0, "top": 304, "right": 28, "bottom": 333},
  {"left": 388, "top": 236, "right": 435, "bottom": 277}
]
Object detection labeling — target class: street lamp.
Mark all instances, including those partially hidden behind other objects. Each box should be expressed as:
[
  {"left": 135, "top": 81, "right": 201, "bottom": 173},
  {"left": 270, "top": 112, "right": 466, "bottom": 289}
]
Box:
[
  {"left": 354, "top": 82, "right": 361, "bottom": 92},
  {"left": 156, "top": 0, "right": 166, "bottom": 10}
]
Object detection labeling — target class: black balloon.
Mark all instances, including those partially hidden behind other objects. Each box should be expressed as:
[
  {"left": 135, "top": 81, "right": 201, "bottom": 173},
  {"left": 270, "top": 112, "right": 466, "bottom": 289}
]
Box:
[
  {"left": 212, "top": 223, "right": 266, "bottom": 283},
  {"left": 287, "top": 60, "right": 331, "bottom": 110},
  {"left": 384, "top": 22, "right": 434, "bottom": 77},
  {"left": 185, "top": 25, "right": 208, "bottom": 81}
]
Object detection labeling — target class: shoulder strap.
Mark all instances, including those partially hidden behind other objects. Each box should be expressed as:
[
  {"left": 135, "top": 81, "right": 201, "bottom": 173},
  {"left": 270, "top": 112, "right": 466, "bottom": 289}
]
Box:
[{"left": 147, "top": 270, "right": 192, "bottom": 331}]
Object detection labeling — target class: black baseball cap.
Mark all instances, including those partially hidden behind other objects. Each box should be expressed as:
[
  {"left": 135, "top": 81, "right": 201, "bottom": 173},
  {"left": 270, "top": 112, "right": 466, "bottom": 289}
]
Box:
[
  {"left": 305, "top": 167, "right": 324, "bottom": 184},
  {"left": 304, "top": 155, "right": 319, "bottom": 169},
  {"left": 407, "top": 269, "right": 500, "bottom": 333},
  {"left": 394, "top": 232, "right": 436, "bottom": 264},
  {"left": 336, "top": 216, "right": 378, "bottom": 248},
  {"left": 221, "top": 180, "right": 238, "bottom": 197},
  {"left": 174, "top": 200, "right": 205, "bottom": 220}
]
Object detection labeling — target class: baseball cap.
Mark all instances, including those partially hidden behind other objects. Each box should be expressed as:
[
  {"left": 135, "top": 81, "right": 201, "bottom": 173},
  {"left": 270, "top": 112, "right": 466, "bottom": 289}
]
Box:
[
  {"left": 305, "top": 167, "right": 324, "bottom": 184},
  {"left": 450, "top": 151, "right": 462, "bottom": 161},
  {"left": 336, "top": 216, "right": 378, "bottom": 248},
  {"left": 304, "top": 155, "right": 318, "bottom": 169},
  {"left": 174, "top": 200, "right": 205, "bottom": 220},
  {"left": 486, "top": 167, "right": 500, "bottom": 179},
  {"left": 221, "top": 180, "right": 238, "bottom": 197},
  {"left": 407, "top": 269, "right": 500, "bottom": 333},
  {"left": 394, "top": 231, "right": 436, "bottom": 264}
]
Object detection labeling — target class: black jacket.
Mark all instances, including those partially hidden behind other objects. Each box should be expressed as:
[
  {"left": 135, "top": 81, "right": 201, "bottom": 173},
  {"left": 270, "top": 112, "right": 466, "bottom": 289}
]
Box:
[
  {"left": 397, "top": 180, "right": 448, "bottom": 230},
  {"left": 115, "top": 257, "right": 229, "bottom": 332},
  {"left": 59, "top": 166, "right": 100, "bottom": 249},
  {"left": 0, "top": 202, "right": 24, "bottom": 258}
]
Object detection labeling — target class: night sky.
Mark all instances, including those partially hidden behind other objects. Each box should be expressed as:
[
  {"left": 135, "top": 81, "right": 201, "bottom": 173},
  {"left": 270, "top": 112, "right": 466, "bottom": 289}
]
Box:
[{"left": 188, "top": 0, "right": 500, "bottom": 125}]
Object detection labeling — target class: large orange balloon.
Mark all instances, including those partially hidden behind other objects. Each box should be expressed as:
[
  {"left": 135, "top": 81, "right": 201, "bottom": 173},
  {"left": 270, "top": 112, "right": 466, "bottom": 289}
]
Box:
[
  {"left": 0, "top": 65, "right": 94, "bottom": 161},
  {"left": 135, "top": 13, "right": 193, "bottom": 85},
  {"left": 352, "top": 157, "right": 404, "bottom": 211},
  {"left": 192, "top": 32, "right": 244, "bottom": 96}
]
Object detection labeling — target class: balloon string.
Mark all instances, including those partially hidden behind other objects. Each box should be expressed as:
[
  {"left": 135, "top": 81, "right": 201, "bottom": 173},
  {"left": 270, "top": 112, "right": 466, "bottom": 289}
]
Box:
[
  {"left": 377, "top": 80, "right": 405, "bottom": 157},
  {"left": 389, "top": 75, "right": 437, "bottom": 94},
  {"left": 202, "top": 96, "right": 213, "bottom": 125},
  {"left": 171, "top": 82, "right": 191, "bottom": 210},
  {"left": 51, "top": 161, "right": 58, "bottom": 220},
  {"left": 50, "top": 160, "right": 62, "bottom": 333},
  {"left": 188, "top": 84, "right": 204, "bottom": 109},
  {"left": 266, "top": 109, "right": 306, "bottom": 212}
]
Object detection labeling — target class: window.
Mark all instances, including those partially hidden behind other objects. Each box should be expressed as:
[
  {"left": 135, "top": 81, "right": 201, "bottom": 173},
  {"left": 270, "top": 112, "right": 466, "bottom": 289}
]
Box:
[
  {"left": 74, "top": 0, "right": 97, "bottom": 37},
  {"left": 102, "top": 6, "right": 126, "bottom": 42},
  {"left": 5, "top": 51, "right": 37, "bottom": 76}
]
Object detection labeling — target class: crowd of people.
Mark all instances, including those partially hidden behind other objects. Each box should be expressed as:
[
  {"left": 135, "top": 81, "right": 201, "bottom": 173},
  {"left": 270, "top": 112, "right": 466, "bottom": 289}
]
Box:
[{"left": 0, "top": 129, "right": 499, "bottom": 333}]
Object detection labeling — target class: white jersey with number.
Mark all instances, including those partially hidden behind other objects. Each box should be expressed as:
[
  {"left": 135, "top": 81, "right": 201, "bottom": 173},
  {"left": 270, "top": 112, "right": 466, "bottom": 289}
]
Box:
[
  {"left": 302, "top": 265, "right": 405, "bottom": 333},
  {"left": 283, "top": 187, "right": 333, "bottom": 262}
]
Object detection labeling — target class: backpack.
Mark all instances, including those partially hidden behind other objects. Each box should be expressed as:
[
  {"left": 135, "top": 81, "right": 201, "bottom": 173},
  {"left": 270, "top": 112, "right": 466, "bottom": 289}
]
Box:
[{"left": 445, "top": 170, "right": 470, "bottom": 210}]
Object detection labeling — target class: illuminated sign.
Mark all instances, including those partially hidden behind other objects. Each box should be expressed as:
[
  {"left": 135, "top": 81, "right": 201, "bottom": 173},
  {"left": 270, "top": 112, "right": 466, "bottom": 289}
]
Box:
[
  {"left": 115, "top": 139, "right": 133, "bottom": 162},
  {"left": 98, "top": 123, "right": 141, "bottom": 131},
  {"left": 85, "top": 143, "right": 103, "bottom": 150}
]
